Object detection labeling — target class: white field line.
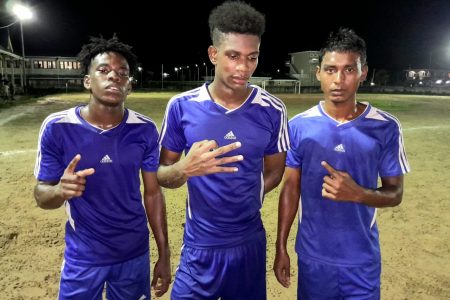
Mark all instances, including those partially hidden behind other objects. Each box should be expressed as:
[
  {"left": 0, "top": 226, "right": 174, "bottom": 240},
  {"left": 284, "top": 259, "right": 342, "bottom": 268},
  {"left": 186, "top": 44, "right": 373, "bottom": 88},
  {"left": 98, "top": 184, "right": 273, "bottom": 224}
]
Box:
[
  {"left": 0, "top": 107, "right": 35, "bottom": 126},
  {"left": 0, "top": 149, "right": 36, "bottom": 156},
  {"left": 403, "top": 125, "right": 450, "bottom": 131}
]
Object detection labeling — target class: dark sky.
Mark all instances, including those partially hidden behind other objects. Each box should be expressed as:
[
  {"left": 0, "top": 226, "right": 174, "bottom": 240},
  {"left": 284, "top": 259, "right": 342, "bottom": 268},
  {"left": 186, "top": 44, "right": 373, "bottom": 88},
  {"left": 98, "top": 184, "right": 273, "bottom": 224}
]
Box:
[{"left": 1, "top": 0, "right": 450, "bottom": 77}]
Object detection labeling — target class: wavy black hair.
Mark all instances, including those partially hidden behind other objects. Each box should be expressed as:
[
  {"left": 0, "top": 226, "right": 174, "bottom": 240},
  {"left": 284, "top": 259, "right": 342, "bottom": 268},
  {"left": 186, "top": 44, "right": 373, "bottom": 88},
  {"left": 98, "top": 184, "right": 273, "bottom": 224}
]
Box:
[
  {"left": 319, "top": 28, "right": 367, "bottom": 66},
  {"left": 77, "top": 34, "right": 138, "bottom": 76},
  {"left": 208, "top": 1, "right": 265, "bottom": 46}
]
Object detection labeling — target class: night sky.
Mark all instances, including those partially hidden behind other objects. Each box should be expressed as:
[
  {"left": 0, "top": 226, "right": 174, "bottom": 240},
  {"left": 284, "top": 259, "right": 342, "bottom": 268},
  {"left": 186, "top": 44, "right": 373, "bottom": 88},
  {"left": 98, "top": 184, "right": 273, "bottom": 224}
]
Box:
[{"left": 1, "top": 0, "right": 450, "bottom": 77}]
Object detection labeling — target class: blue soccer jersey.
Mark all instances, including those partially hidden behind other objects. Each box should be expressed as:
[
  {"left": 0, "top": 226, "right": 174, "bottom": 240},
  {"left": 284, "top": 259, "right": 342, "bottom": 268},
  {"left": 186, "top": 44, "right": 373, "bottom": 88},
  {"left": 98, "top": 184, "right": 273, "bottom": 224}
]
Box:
[
  {"left": 159, "top": 83, "right": 290, "bottom": 248},
  {"left": 34, "top": 106, "right": 160, "bottom": 266},
  {"left": 287, "top": 101, "right": 410, "bottom": 265}
]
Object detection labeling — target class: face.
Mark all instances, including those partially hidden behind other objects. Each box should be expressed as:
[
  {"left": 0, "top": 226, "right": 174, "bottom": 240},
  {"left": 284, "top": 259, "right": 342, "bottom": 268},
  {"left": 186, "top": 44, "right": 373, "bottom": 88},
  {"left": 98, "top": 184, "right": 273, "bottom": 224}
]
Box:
[
  {"left": 316, "top": 51, "right": 367, "bottom": 104},
  {"left": 208, "top": 33, "right": 260, "bottom": 92},
  {"left": 83, "top": 52, "right": 131, "bottom": 106}
]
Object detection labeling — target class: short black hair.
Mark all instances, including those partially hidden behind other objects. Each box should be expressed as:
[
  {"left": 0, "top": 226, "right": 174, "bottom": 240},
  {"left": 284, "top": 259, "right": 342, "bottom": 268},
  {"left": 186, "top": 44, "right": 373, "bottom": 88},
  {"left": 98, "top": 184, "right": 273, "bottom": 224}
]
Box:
[
  {"left": 208, "top": 1, "right": 265, "bottom": 46},
  {"left": 319, "top": 28, "right": 367, "bottom": 66},
  {"left": 77, "top": 34, "right": 138, "bottom": 75}
]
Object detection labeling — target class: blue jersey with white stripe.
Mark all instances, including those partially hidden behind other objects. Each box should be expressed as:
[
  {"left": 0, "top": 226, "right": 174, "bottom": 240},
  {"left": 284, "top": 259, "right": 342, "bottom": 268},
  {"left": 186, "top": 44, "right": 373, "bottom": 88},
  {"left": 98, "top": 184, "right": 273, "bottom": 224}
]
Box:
[
  {"left": 159, "top": 83, "right": 290, "bottom": 248},
  {"left": 34, "top": 106, "right": 160, "bottom": 266},
  {"left": 287, "top": 101, "right": 410, "bottom": 265}
]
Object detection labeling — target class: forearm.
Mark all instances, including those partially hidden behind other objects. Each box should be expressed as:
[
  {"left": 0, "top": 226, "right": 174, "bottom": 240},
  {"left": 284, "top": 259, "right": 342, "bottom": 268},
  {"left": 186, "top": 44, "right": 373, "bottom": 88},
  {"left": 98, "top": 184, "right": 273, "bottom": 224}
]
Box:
[
  {"left": 157, "top": 163, "right": 188, "bottom": 189},
  {"left": 145, "top": 194, "right": 170, "bottom": 258},
  {"left": 358, "top": 185, "right": 403, "bottom": 208},
  {"left": 276, "top": 191, "right": 299, "bottom": 253},
  {"left": 34, "top": 183, "right": 65, "bottom": 209}
]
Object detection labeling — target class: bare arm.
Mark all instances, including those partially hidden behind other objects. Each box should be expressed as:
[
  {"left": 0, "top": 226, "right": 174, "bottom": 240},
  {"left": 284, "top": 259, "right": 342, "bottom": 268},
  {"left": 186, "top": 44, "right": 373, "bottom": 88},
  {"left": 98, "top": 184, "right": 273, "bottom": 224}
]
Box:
[
  {"left": 142, "top": 171, "right": 171, "bottom": 297},
  {"left": 157, "top": 140, "right": 243, "bottom": 189},
  {"left": 34, "top": 154, "right": 95, "bottom": 209},
  {"left": 321, "top": 161, "right": 404, "bottom": 207},
  {"left": 263, "top": 151, "right": 287, "bottom": 194},
  {"left": 273, "top": 167, "right": 301, "bottom": 288}
]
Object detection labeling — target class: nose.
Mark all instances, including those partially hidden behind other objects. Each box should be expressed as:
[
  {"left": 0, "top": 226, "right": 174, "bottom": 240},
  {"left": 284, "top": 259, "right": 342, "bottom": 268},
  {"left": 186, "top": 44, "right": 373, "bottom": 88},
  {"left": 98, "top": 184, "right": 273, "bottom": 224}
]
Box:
[
  {"left": 107, "top": 70, "right": 121, "bottom": 81},
  {"left": 333, "top": 71, "right": 344, "bottom": 84},
  {"left": 236, "top": 59, "right": 250, "bottom": 73}
]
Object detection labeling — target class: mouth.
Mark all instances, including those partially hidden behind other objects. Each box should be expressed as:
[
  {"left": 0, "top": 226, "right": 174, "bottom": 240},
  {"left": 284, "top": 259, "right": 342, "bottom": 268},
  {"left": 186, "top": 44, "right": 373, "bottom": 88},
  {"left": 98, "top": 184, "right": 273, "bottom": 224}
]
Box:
[
  {"left": 105, "top": 85, "right": 122, "bottom": 93},
  {"left": 330, "top": 89, "right": 345, "bottom": 96},
  {"left": 231, "top": 76, "right": 250, "bottom": 85}
]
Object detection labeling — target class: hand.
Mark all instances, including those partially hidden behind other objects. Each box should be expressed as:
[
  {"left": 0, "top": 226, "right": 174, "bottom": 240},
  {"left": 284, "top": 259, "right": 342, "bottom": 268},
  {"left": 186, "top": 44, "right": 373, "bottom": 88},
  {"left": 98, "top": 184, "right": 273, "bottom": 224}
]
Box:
[
  {"left": 58, "top": 154, "right": 95, "bottom": 200},
  {"left": 321, "top": 161, "right": 363, "bottom": 202},
  {"left": 151, "top": 256, "right": 171, "bottom": 297},
  {"left": 273, "top": 250, "right": 291, "bottom": 288},
  {"left": 179, "top": 140, "right": 243, "bottom": 177}
]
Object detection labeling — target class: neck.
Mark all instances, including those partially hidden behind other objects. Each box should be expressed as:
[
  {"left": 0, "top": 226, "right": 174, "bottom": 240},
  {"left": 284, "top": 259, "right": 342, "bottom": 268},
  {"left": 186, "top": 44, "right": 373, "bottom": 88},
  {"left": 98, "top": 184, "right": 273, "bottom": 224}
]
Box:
[
  {"left": 81, "top": 102, "right": 125, "bottom": 130},
  {"left": 208, "top": 81, "right": 252, "bottom": 109},
  {"left": 323, "top": 100, "right": 364, "bottom": 123}
]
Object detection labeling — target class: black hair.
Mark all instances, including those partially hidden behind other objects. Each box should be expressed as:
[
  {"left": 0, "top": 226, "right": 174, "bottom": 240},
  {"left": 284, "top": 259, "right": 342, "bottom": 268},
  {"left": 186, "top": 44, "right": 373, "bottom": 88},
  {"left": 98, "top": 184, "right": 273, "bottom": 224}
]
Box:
[
  {"left": 319, "top": 28, "right": 367, "bottom": 66},
  {"left": 208, "top": 1, "right": 265, "bottom": 46},
  {"left": 77, "top": 34, "right": 138, "bottom": 75}
]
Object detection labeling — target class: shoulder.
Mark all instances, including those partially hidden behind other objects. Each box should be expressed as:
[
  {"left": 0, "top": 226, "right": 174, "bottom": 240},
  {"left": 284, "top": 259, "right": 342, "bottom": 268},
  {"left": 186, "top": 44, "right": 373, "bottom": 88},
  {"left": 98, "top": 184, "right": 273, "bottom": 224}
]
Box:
[
  {"left": 40, "top": 107, "right": 79, "bottom": 130},
  {"left": 167, "top": 85, "right": 207, "bottom": 108},
  {"left": 289, "top": 105, "right": 321, "bottom": 125},
  {"left": 364, "top": 103, "right": 403, "bottom": 130},
  {"left": 250, "top": 85, "right": 287, "bottom": 113}
]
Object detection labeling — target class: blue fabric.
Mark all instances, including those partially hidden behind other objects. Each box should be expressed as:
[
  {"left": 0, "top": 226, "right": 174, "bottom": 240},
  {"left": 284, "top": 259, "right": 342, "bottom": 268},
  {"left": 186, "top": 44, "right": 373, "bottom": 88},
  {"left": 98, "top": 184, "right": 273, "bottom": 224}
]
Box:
[
  {"left": 297, "top": 256, "right": 380, "bottom": 300},
  {"left": 171, "top": 229, "right": 267, "bottom": 300},
  {"left": 287, "top": 102, "right": 409, "bottom": 266},
  {"left": 159, "top": 83, "right": 289, "bottom": 248},
  {"left": 59, "top": 251, "right": 151, "bottom": 300},
  {"left": 35, "top": 106, "right": 159, "bottom": 266}
]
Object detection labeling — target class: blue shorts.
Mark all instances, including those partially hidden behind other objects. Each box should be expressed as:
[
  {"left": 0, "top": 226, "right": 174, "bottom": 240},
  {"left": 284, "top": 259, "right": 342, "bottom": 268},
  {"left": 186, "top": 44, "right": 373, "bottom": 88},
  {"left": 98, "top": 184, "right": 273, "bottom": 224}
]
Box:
[
  {"left": 58, "top": 251, "right": 150, "bottom": 300},
  {"left": 297, "top": 255, "right": 380, "bottom": 300},
  {"left": 171, "top": 230, "right": 266, "bottom": 300}
]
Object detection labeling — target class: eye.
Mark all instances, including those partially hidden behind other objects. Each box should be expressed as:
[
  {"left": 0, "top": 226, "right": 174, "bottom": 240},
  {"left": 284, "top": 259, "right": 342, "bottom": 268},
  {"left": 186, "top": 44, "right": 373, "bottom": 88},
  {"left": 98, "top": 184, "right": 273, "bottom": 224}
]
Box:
[
  {"left": 345, "top": 67, "right": 355, "bottom": 73},
  {"left": 97, "top": 67, "right": 110, "bottom": 74},
  {"left": 118, "top": 70, "right": 130, "bottom": 78}
]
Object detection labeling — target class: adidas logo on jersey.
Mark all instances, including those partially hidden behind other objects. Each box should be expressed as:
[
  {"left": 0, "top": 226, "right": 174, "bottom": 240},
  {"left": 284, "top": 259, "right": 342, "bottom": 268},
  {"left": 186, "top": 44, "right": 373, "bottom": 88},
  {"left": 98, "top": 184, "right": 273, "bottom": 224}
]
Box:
[
  {"left": 100, "top": 154, "right": 113, "bottom": 163},
  {"left": 224, "top": 130, "right": 236, "bottom": 140},
  {"left": 334, "top": 144, "right": 346, "bottom": 153}
]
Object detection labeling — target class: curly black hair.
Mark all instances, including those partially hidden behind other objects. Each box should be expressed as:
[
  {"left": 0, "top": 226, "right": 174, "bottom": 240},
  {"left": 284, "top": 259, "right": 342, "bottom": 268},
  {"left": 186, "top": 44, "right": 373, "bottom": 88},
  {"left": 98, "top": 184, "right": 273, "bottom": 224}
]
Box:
[
  {"left": 208, "top": 1, "right": 265, "bottom": 46},
  {"left": 319, "top": 28, "right": 367, "bottom": 66},
  {"left": 77, "top": 34, "right": 138, "bottom": 76}
]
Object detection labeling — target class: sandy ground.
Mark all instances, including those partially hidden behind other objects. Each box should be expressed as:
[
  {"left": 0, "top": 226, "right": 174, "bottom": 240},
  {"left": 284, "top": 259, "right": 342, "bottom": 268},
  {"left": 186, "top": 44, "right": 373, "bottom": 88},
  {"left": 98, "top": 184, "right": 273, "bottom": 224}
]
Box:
[{"left": 0, "top": 95, "right": 449, "bottom": 299}]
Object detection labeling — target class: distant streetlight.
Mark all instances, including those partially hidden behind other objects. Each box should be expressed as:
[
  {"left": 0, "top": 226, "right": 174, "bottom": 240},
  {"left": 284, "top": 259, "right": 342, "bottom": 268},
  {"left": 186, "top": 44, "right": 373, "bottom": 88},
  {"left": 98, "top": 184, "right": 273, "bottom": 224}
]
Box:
[
  {"left": 203, "top": 62, "right": 208, "bottom": 80},
  {"left": 12, "top": 3, "right": 32, "bottom": 92},
  {"left": 174, "top": 67, "right": 179, "bottom": 80},
  {"left": 137, "top": 66, "right": 143, "bottom": 88},
  {"left": 195, "top": 64, "right": 199, "bottom": 81}
]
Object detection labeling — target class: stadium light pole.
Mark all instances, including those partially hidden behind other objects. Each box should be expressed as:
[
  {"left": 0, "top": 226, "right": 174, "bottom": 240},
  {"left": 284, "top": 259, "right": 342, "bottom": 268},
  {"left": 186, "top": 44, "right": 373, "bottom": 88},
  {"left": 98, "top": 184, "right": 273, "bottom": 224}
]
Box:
[
  {"left": 12, "top": 3, "right": 33, "bottom": 93},
  {"left": 195, "top": 64, "right": 199, "bottom": 81},
  {"left": 203, "top": 62, "right": 208, "bottom": 80},
  {"left": 137, "top": 67, "right": 143, "bottom": 88}
]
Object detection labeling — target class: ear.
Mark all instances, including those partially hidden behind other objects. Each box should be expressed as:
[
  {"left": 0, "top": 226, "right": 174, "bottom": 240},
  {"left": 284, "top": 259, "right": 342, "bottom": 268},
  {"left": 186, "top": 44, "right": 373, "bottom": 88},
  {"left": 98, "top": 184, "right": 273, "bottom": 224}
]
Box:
[
  {"left": 83, "top": 75, "right": 91, "bottom": 90},
  {"left": 315, "top": 65, "right": 321, "bottom": 81},
  {"left": 360, "top": 65, "right": 368, "bottom": 82},
  {"left": 208, "top": 46, "right": 218, "bottom": 65},
  {"left": 126, "top": 79, "right": 132, "bottom": 95}
]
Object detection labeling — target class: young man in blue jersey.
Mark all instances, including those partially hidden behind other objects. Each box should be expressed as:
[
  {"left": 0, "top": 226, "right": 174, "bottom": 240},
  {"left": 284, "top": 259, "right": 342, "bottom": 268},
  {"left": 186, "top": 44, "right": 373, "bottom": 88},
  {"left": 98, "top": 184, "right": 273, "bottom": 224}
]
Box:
[
  {"left": 273, "top": 28, "right": 410, "bottom": 299},
  {"left": 157, "top": 1, "right": 289, "bottom": 299},
  {"left": 33, "top": 35, "right": 171, "bottom": 299}
]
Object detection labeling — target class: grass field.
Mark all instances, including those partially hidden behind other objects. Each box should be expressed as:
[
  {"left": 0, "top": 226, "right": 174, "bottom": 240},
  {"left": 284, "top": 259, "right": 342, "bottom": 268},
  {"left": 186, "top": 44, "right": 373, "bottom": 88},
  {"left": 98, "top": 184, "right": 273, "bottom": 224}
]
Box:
[{"left": 0, "top": 91, "right": 449, "bottom": 299}]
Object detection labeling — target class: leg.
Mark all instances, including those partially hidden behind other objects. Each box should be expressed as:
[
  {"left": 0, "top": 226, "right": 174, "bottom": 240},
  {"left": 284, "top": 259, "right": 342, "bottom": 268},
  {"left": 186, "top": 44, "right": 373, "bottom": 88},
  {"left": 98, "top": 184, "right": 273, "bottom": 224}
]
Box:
[
  {"left": 297, "top": 255, "right": 340, "bottom": 300},
  {"left": 340, "top": 262, "right": 381, "bottom": 300},
  {"left": 222, "top": 230, "right": 267, "bottom": 300},
  {"left": 106, "top": 251, "right": 151, "bottom": 300},
  {"left": 58, "top": 259, "right": 106, "bottom": 300}
]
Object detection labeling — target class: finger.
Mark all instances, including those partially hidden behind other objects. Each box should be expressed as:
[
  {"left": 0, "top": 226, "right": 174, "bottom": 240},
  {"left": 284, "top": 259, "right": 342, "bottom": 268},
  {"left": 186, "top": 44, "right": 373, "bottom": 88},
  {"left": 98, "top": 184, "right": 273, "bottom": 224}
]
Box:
[
  {"left": 203, "top": 139, "right": 218, "bottom": 151},
  {"left": 75, "top": 168, "right": 95, "bottom": 178},
  {"left": 206, "top": 166, "right": 239, "bottom": 174},
  {"left": 208, "top": 141, "right": 242, "bottom": 158},
  {"left": 65, "top": 154, "right": 81, "bottom": 174},
  {"left": 322, "top": 182, "right": 337, "bottom": 194},
  {"left": 214, "top": 155, "right": 244, "bottom": 166},
  {"left": 150, "top": 275, "right": 158, "bottom": 288},
  {"left": 323, "top": 175, "right": 335, "bottom": 185},
  {"left": 321, "top": 161, "right": 337, "bottom": 176},
  {"left": 322, "top": 187, "right": 336, "bottom": 199}
]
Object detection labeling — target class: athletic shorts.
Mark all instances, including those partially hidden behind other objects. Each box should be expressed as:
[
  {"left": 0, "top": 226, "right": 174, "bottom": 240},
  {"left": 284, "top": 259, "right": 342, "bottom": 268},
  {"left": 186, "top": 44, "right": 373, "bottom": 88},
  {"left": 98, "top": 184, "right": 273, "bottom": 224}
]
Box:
[
  {"left": 297, "top": 255, "right": 381, "bottom": 300},
  {"left": 58, "top": 251, "right": 150, "bottom": 300},
  {"left": 171, "top": 230, "right": 267, "bottom": 300}
]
